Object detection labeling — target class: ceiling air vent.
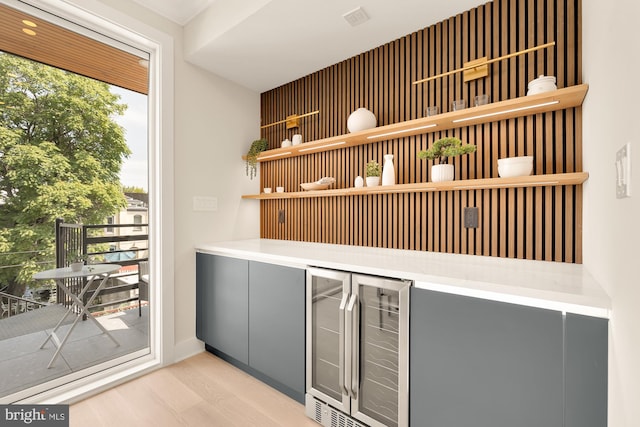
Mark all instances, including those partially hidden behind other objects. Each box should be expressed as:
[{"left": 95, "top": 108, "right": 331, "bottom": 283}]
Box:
[{"left": 342, "top": 6, "right": 369, "bottom": 27}]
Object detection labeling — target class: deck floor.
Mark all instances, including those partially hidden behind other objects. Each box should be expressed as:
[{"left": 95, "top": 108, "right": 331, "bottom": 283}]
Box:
[{"left": 0, "top": 305, "right": 149, "bottom": 399}]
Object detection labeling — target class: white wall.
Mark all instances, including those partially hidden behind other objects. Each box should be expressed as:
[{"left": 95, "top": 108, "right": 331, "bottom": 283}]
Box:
[
  {"left": 173, "top": 56, "right": 261, "bottom": 356},
  {"left": 582, "top": 0, "right": 640, "bottom": 424}
]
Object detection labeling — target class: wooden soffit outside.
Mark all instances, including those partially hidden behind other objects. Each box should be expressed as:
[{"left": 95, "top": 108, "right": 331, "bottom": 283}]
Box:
[{"left": 0, "top": 3, "right": 149, "bottom": 95}]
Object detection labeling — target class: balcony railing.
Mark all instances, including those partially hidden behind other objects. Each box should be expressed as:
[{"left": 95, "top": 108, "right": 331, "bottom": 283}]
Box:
[
  {"left": 0, "top": 291, "right": 47, "bottom": 318},
  {"left": 55, "top": 219, "right": 149, "bottom": 315}
]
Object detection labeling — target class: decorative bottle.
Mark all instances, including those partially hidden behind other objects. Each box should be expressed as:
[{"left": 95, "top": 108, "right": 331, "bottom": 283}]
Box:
[{"left": 382, "top": 154, "right": 395, "bottom": 186}]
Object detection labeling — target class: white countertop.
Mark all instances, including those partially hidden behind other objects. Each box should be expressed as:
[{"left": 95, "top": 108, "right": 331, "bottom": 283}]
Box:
[{"left": 196, "top": 239, "right": 611, "bottom": 319}]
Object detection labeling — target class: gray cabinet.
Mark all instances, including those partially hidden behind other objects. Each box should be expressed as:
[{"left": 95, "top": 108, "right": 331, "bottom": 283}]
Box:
[
  {"left": 564, "top": 313, "right": 608, "bottom": 427},
  {"left": 196, "top": 253, "right": 305, "bottom": 403},
  {"left": 249, "top": 261, "right": 305, "bottom": 402},
  {"left": 410, "top": 288, "right": 608, "bottom": 427},
  {"left": 411, "top": 288, "right": 565, "bottom": 427},
  {"left": 195, "top": 252, "right": 249, "bottom": 364}
]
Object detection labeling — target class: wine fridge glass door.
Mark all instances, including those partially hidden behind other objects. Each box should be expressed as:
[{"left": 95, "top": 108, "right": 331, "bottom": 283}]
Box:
[
  {"left": 351, "top": 274, "right": 410, "bottom": 427},
  {"left": 306, "top": 268, "right": 351, "bottom": 412}
]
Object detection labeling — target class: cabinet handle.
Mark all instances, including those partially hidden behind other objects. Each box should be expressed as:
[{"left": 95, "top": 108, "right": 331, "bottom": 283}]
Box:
[
  {"left": 339, "top": 292, "right": 349, "bottom": 397},
  {"left": 346, "top": 294, "right": 359, "bottom": 399}
]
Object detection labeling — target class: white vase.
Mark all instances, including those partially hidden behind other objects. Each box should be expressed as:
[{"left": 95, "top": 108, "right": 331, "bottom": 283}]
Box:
[
  {"left": 382, "top": 154, "right": 395, "bottom": 186},
  {"left": 365, "top": 176, "right": 380, "bottom": 187},
  {"left": 431, "top": 164, "right": 454, "bottom": 182},
  {"left": 347, "top": 108, "right": 377, "bottom": 133},
  {"left": 354, "top": 176, "right": 364, "bottom": 188}
]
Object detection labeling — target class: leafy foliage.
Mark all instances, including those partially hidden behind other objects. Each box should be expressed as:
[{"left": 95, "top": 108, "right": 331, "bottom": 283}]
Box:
[
  {"left": 365, "top": 160, "right": 381, "bottom": 177},
  {"left": 245, "top": 139, "right": 268, "bottom": 180},
  {"left": 0, "top": 53, "right": 130, "bottom": 294},
  {"left": 418, "top": 137, "right": 476, "bottom": 164},
  {"left": 122, "top": 185, "right": 146, "bottom": 193}
]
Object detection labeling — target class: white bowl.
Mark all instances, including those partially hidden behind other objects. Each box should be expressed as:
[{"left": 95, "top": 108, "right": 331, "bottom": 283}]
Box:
[
  {"left": 300, "top": 177, "right": 335, "bottom": 191},
  {"left": 498, "top": 156, "right": 533, "bottom": 177},
  {"left": 527, "top": 75, "right": 557, "bottom": 96},
  {"left": 300, "top": 182, "right": 330, "bottom": 191}
]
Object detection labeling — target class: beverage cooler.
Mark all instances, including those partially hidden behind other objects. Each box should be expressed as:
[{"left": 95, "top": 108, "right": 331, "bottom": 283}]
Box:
[{"left": 305, "top": 267, "right": 411, "bottom": 427}]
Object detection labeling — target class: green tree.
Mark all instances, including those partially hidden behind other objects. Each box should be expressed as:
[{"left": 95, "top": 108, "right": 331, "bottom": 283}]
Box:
[
  {"left": 122, "top": 185, "right": 145, "bottom": 193},
  {"left": 0, "top": 53, "right": 130, "bottom": 295}
]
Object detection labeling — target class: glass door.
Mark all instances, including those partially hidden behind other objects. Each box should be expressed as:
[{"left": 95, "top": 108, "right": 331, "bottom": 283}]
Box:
[
  {"left": 306, "top": 268, "right": 351, "bottom": 412},
  {"left": 351, "top": 274, "right": 410, "bottom": 427}
]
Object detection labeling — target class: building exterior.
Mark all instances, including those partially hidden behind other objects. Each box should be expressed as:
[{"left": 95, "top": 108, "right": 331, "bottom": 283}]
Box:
[{"left": 104, "top": 193, "right": 149, "bottom": 263}]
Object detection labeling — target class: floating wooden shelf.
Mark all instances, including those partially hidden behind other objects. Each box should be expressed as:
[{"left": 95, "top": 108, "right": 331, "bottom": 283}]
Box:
[
  {"left": 250, "top": 84, "right": 588, "bottom": 163},
  {"left": 242, "top": 172, "right": 588, "bottom": 200}
]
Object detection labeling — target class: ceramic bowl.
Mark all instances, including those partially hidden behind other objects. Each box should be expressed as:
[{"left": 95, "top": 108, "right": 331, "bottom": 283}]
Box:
[
  {"left": 300, "top": 182, "right": 331, "bottom": 191},
  {"left": 527, "top": 75, "right": 557, "bottom": 95},
  {"left": 498, "top": 156, "right": 533, "bottom": 177},
  {"left": 300, "top": 177, "right": 335, "bottom": 191}
]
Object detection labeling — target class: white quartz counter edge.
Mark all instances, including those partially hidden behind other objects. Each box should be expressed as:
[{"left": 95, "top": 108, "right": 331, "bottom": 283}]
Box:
[{"left": 196, "top": 239, "right": 611, "bottom": 319}]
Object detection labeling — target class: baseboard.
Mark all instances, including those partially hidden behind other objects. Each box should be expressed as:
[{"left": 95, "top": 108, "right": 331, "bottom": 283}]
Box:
[
  {"left": 173, "top": 337, "right": 205, "bottom": 363},
  {"left": 204, "top": 345, "right": 304, "bottom": 404}
]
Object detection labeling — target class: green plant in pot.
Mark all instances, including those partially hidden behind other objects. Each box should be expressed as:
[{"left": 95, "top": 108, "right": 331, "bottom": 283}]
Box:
[
  {"left": 245, "top": 139, "right": 269, "bottom": 180},
  {"left": 418, "top": 137, "right": 476, "bottom": 182},
  {"left": 365, "top": 160, "right": 381, "bottom": 187}
]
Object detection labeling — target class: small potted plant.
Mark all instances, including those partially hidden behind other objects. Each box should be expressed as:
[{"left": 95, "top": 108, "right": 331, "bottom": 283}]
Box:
[
  {"left": 418, "top": 137, "right": 476, "bottom": 182},
  {"left": 70, "top": 254, "right": 85, "bottom": 272},
  {"left": 365, "top": 160, "right": 381, "bottom": 187},
  {"left": 245, "top": 139, "right": 269, "bottom": 180}
]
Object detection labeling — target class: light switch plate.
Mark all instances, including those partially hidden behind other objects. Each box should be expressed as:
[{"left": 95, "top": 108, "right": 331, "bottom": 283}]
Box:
[
  {"left": 616, "top": 143, "right": 631, "bottom": 198},
  {"left": 193, "top": 196, "right": 218, "bottom": 211}
]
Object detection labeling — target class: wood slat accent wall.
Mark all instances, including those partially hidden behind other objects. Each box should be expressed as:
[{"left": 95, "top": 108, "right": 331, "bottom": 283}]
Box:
[{"left": 259, "top": 0, "right": 582, "bottom": 263}]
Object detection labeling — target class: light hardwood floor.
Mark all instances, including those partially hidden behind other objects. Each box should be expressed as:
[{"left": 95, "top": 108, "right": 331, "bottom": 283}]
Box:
[{"left": 70, "top": 352, "right": 319, "bottom": 427}]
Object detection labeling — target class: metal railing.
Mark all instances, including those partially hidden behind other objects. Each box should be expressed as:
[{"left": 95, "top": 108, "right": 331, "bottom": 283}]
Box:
[
  {"left": 0, "top": 291, "right": 48, "bottom": 319},
  {"left": 55, "top": 219, "right": 149, "bottom": 315}
]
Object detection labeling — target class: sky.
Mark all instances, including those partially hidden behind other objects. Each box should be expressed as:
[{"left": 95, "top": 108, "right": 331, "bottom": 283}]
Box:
[{"left": 110, "top": 86, "right": 148, "bottom": 192}]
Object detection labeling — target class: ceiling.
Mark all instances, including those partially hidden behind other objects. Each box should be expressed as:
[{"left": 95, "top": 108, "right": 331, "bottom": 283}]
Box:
[
  {"left": 0, "top": 3, "right": 149, "bottom": 94},
  {"left": 129, "top": 0, "right": 489, "bottom": 93}
]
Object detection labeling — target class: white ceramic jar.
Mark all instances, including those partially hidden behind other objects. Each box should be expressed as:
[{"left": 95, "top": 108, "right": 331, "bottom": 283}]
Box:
[
  {"left": 527, "top": 75, "right": 557, "bottom": 95},
  {"left": 347, "top": 108, "right": 377, "bottom": 133}
]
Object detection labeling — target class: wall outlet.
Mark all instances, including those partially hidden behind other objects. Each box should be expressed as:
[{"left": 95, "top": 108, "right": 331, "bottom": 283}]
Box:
[
  {"left": 278, "top": 210, "right": 285, "bottom": 224},
  {"left": 193, "top": 196, "right": 218, "bottom": 211},
  {"left": 616, "top": 143, "right": 631, "bottom": 198},
  {"left": 464, "top": 207, "right": 478, "bottom": 228}
]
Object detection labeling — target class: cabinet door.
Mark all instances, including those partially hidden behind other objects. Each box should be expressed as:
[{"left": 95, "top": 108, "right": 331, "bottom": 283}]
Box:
[
  {"left": 248, "top": 261, "right": 306, "bottom": 403},
  {"left": 564, "top": 313, "right": 608, "bottom": 427},
  {"left": 410, "top": 288, "right": 564, "bottom": 427},
  {"left": 196, "top": 253, "right": 249, "bottom": 364}
]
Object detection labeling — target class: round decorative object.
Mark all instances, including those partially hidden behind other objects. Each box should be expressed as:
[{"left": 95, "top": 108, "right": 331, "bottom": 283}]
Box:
[
  {"left": 527, "top": 75, "right": 557, "bottom": 95},
  {"left": 347, "top": 108, "right": 377, "bottom": 133},
  {"left": 300, "top": 177, "right": 335, "bottom": 191},
  {"left": 431, "top": 164, "right": 454, "bottom": 182},
  {"left": 497, "top": 156, "right": 533, "bottom": 177},
  {"left": 365, "top": 176, "right": 380, "bottom": 187},
  {"left": 355, "top": 176, "right": 364, "bottom": 188},
  {"left": 382, "top": 154, "right": 395, "bottom": 186},
  {"left": 70, "top": 262, "right": 84, "bottom": 272}
]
